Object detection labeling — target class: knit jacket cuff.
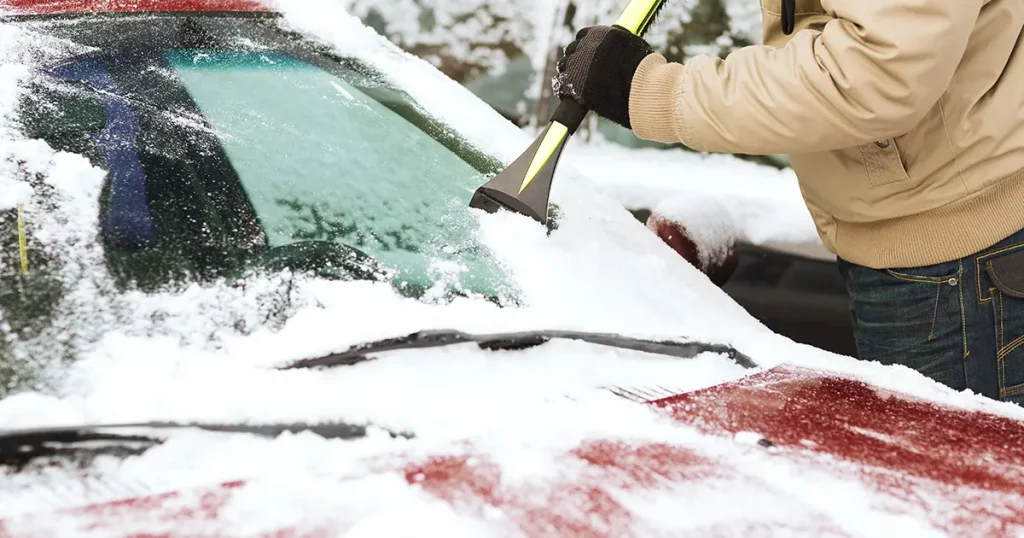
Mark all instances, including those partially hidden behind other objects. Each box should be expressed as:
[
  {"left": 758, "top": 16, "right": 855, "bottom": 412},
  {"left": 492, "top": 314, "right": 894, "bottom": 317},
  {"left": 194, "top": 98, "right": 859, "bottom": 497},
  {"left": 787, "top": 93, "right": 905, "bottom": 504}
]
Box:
[{"left": 629, "top": 53, "right": 695, "bottom": 146}]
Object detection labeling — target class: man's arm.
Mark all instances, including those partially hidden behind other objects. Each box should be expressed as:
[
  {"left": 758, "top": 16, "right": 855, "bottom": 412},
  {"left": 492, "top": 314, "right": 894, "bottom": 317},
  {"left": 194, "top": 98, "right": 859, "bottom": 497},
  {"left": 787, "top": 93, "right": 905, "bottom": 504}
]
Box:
[{"left": 629, "top": 1, "right": 983, "bottom": 155}]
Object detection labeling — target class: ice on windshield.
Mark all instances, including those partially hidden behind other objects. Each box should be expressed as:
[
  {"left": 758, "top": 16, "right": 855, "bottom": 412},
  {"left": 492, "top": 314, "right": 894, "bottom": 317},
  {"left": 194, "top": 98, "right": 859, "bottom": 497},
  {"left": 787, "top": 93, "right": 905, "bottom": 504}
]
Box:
[{"left": 163, "top": 50, "right": 515, "bottom": 301}]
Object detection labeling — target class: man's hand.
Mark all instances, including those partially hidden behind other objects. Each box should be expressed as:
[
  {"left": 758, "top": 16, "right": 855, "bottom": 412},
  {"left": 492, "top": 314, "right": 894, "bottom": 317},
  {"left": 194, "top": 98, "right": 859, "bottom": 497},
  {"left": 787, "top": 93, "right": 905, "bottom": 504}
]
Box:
[{"left": 552, "top": 25, "right": 654, "bottom": 130}]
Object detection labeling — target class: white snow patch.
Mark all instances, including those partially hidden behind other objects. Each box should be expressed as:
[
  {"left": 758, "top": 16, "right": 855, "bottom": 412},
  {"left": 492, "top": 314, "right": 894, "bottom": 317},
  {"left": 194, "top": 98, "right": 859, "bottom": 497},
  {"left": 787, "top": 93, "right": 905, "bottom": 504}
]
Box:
[
  {"left": 566, "top": 139, "right": 820, "bottom": 248},
  {"left": 0, "top": 177, "right": 30, "bottom": 210},
  {"left": 649, "top": 195, "right": 741, "bottom": 270}
]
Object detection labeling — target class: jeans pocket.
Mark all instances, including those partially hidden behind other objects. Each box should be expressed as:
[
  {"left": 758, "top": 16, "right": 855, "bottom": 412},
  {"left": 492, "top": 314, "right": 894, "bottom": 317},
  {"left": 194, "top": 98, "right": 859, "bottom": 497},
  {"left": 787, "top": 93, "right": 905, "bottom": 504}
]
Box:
[
  {"left": 983, "top": 249, "right": 1024, "bottom": 403},
  {"left": 844, "top": 261, "right": 965, "bottom": 388}
]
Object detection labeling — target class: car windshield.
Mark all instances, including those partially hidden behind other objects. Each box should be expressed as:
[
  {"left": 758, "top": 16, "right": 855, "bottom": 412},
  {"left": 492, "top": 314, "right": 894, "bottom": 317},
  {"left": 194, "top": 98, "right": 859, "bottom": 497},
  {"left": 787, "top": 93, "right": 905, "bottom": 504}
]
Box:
[
  {"left": 1, "top": 13, "right": 520, "bottom": 394},
  {"left": 18, "top": 14, "right": 515, "bottom": 297},
  {"left": 170, "top": 48, "right": 517, "bottom": 294}
]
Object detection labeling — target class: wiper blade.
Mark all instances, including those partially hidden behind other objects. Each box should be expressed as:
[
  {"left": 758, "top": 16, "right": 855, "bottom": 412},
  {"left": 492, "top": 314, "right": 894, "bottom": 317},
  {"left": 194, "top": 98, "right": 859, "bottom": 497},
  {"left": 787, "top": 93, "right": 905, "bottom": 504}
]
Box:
[
  {"left": 280, "top": 329, "right": 757, "bottom": 370},
  {"left": 0, "top": 421, "right": 409, "bottom": 469}
]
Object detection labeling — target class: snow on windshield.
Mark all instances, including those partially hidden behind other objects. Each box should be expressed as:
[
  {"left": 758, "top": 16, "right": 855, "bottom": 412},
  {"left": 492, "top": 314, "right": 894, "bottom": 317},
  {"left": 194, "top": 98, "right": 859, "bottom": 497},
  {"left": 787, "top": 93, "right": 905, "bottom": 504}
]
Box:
[
  {"left": 0, "top": 1, "right": 772, "bottom": 413},
  {"left": 0, "top": 0, "right": 1018, "bottom": 446}
]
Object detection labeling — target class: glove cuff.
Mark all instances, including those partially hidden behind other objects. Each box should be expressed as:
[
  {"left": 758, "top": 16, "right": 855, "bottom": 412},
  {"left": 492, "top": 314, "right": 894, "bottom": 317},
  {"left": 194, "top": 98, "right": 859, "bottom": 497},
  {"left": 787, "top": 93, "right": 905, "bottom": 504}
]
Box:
[{"left": 629, "top": 53, "right": 691, "bottom": 144}]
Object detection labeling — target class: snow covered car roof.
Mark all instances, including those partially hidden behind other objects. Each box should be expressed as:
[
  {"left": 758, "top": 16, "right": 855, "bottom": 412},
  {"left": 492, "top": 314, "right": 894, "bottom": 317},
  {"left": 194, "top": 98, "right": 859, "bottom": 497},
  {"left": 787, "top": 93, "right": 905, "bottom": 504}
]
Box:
[{"left": 2, "top": 1, "right": 1024, "bottom": 537}]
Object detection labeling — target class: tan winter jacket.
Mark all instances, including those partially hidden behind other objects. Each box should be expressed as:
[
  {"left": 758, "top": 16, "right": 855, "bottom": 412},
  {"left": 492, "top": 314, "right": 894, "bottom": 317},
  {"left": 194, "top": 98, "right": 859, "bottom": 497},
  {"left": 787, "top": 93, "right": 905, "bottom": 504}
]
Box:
[{"left": 629, "top": 0, "right": 1024, "bottom": 270}]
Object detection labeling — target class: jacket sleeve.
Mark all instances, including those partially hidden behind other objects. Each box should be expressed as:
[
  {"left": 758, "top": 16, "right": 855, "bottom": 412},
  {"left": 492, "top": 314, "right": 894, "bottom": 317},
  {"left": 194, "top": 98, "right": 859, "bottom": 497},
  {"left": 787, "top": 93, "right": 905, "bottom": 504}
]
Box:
[{"left": 628, "top": 0, "right": 983, "bottom": 155}]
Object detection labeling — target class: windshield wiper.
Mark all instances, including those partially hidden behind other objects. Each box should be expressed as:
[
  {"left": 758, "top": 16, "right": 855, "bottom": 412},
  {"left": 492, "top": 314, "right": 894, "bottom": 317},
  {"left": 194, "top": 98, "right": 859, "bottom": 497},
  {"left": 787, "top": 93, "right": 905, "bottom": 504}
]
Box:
[
  {"left": 0, "top": 421, "right": 409, "bottom": 469},
  {"left": 280, "top": 329, "right": 757, "bottom": 370}
]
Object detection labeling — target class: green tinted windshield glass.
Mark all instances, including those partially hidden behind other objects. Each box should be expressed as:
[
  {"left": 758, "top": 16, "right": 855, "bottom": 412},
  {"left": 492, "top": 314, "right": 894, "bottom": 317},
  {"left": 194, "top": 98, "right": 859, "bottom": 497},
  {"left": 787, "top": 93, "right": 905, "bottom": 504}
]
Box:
[{"left": 163, "top": 50, "right": 513, "bottom": 300}]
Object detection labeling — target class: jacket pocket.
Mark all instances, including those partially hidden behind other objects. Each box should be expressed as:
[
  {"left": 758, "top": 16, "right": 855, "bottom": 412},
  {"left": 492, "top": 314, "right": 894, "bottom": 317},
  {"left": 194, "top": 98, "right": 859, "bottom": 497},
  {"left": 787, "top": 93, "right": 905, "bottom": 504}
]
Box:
[
  {"left": 760, "top": 0, "right": 829, "bottom": 46},
  {"left": 860, "top": 138, "right": 912, "bottom": 187},
  {"left": 983, "top": 249, "right": 1024, "bottom": 403}
]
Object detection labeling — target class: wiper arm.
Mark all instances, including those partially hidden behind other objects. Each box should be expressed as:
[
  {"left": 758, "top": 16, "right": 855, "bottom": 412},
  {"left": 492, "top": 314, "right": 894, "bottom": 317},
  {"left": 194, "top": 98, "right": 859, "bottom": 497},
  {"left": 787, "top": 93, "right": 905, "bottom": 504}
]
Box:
[
  {"left": 280, "top": 329, "right": 757, "bottom": 370},
  {"left": 0, "top": 421, "right": 409, "bottom": 469}
]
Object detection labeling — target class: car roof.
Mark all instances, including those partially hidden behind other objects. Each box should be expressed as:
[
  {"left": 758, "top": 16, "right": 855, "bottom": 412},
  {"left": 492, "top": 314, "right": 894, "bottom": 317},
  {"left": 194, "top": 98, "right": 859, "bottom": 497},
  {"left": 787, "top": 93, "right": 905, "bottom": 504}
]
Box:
[{"left": 0, "top": 0, "right": 274, "bottom": 15}]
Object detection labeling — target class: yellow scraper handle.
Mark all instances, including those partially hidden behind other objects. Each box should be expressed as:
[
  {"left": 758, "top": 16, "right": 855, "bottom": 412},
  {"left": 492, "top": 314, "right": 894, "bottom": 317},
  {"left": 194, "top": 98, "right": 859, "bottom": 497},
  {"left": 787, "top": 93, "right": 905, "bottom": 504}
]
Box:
[
  {"left": 17, "top": 204, "right": 28, "bottom": 275},
  {"left": 616, "top": 0, "right": 666, "bottom": 36},
  {"left": 467, "top": 0, "right": 668, "bottom": 224},
  {"left": 516, "top": 0, "right": 667, "bottom": 195}
]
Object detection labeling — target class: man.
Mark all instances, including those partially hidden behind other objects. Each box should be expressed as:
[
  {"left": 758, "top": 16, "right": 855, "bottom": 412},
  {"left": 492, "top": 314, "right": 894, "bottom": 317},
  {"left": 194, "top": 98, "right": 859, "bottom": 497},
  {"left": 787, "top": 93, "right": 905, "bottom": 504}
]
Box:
[{"left": 553, "top": 0, "right": 1024, "bottom": 403}]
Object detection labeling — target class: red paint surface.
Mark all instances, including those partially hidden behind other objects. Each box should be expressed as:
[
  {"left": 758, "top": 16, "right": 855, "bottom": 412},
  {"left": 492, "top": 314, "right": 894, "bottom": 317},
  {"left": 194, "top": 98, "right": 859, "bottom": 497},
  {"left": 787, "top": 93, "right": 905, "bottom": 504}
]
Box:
[
  {"left": 0, "top": 0, "right": 272, "bottom": 15},
  {"left": 73, "top": 480, "right": 243, "bottom": 525},
  {"left": 400, "top": 440, "right": 845, "bottom": 537},
  {"left": 5, "top": 482, "right": 333, "bottom": 538},
  {"left": 570, "top": 441, "right": 716, "bottom": 489},
  {"left": 5, "top": 367, "right": 1024, "bottom": 536},
  {"left": 403, "top": 449, "right": 635, "bottom": 537},
  {"left": 656, "top": 365, "right": 1024, "bottom": 537}
]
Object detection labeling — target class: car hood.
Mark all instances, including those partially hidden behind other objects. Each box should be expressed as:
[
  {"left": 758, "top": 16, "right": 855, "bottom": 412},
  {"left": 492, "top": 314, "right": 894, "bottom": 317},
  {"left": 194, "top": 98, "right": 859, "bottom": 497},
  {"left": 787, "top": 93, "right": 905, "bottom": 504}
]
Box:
[{"left": 4, "top": 364, "right": 1024, "bottom": 537}]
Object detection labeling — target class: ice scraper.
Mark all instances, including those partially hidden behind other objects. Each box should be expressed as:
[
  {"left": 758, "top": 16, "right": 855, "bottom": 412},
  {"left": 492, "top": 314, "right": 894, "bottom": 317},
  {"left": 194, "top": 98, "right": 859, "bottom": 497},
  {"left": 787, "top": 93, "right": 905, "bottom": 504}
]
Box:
[{"left": 469, "top": 0, "right": 668, "bottom": 225}]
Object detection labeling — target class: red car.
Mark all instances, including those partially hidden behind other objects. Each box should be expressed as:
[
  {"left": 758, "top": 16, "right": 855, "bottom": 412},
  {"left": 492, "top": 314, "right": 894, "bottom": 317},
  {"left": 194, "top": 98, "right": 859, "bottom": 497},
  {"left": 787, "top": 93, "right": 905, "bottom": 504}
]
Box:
[{"left": 2, "top": 1, "right": 1024, "bottom": 537}]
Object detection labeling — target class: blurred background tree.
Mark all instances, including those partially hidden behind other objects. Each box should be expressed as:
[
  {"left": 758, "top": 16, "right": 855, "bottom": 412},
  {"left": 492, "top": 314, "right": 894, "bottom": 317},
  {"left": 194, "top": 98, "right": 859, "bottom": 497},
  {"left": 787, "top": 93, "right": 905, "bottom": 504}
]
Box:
[{"left": 339, "top": 0, "right": 788, "bottom": 168}]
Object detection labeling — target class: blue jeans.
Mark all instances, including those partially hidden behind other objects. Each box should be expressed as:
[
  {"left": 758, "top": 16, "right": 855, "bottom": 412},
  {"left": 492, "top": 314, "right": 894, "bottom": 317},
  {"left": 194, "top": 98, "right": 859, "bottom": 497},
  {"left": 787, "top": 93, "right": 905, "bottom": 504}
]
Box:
[{"left": 838, "top": 227, "right": 1024, "bottom": 405}]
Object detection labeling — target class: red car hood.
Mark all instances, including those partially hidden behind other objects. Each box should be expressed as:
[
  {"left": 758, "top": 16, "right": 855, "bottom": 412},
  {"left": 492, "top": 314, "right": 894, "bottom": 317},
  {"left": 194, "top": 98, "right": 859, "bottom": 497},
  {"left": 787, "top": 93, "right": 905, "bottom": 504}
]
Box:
[{"left": 3, "top": 364, "right": 1024, "bottom": 537}]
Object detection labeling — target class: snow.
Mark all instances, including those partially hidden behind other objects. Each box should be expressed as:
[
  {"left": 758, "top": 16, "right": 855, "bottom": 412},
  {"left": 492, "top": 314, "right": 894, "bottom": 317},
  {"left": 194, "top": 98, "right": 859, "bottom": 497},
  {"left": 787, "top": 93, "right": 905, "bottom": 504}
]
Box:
[
  {"left": 0, "top": 35, "right": 33, "bottom": 211},
  {"left": 564, "top": 138, "right": 821, "bottom": 249},
  {"left": 267, "top": 0, "right": 525, "bottom": 162},
  {"left": 1, "top": 2, "right": 1024, "bottom": 537},
  {"left": 331, "top": 0, "right": 710, "bottom": 79},
  {"left": 0, "top": 174, "right": 30, "bottom": 210},
  {"left": 725, "top": 0, "right": 765, "bottom": 45},
  {"left": 333, "top": 0, "right": 761, "bottom": 116},
  {"left": 0, "top": 0, "right": 771, "bottom": 420},
  {"left": 339, "top": 0, "right": 538, "bottom": 74},
  {"left": 650, "top": 195, "right": 741, "bottom": 270}
]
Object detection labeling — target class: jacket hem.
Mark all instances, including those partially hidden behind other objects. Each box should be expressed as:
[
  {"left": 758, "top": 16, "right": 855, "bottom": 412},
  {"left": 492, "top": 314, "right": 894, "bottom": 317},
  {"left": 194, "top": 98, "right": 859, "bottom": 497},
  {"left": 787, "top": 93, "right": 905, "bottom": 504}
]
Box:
[{"left": 832, "top": 168, "right": 1024, "bottom": 269}]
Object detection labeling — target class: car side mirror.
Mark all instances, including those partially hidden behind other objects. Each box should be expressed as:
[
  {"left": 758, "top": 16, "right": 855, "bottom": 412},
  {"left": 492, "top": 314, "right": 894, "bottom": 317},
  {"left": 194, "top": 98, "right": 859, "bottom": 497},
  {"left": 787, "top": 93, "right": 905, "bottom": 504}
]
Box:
[{"left": 646, "top": 212, "right": 740, "bottom": 288}]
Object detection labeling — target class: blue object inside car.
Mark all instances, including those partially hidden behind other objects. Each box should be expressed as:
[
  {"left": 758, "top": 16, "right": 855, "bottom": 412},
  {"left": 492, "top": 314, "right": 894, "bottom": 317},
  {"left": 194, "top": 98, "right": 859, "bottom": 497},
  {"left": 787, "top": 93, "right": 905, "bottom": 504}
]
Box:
[{"left": 51, "top": 58, "right": 156, "bottom": 249}]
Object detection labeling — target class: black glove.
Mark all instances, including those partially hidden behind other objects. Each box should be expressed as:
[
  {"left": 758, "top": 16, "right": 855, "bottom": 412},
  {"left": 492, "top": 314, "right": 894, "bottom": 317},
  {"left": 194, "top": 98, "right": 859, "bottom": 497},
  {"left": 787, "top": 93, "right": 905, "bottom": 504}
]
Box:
[{"left": 552, "top": 25, "right": 654, "bottom": 130}]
